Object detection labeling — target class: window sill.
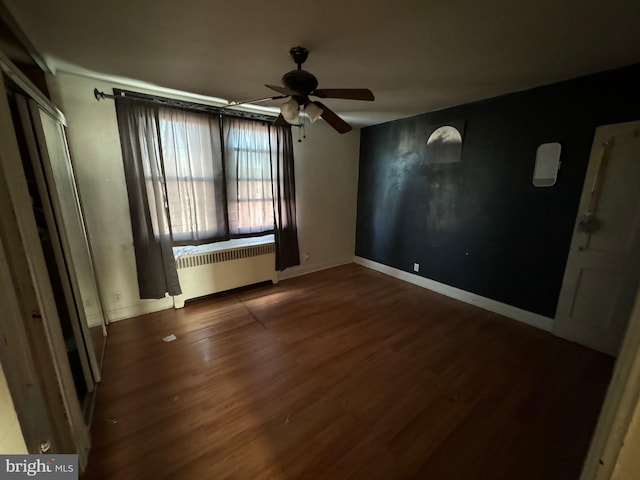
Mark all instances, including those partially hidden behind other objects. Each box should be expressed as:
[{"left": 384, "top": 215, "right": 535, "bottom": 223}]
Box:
[{"left": 172, "top": 234, "right": 274, "bottom": 259}]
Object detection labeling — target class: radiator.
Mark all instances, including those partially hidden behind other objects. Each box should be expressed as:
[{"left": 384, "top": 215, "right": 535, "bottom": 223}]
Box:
[{"left": 172, "top": 243, "right": 277, "bottom": 308}]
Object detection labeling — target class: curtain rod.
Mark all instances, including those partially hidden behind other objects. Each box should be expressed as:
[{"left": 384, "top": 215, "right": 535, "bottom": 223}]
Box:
[{"left": 93, "top": 88, "right": 279, "bottom": 123}]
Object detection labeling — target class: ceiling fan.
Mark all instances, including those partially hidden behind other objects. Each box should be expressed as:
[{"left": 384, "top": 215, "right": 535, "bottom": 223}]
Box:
[{"left": 262, "top": 46, "right": 375, "bottom": 134}]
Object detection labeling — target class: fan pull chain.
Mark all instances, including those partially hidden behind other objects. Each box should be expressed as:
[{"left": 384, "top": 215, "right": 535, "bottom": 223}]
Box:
[
  {"left": 297, "top": 111, "right": 306, "bottom": 142},
  {"left": 296, "top": 105, "right": 302, "bottom": 142}
]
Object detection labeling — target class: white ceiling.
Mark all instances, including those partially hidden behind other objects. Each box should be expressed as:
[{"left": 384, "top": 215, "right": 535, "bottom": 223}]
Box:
[{"left": 4, "top": 0, "right": 640, "bottom": 126}]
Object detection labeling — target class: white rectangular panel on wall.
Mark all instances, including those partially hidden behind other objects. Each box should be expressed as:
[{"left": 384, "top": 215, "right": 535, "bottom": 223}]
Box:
[{"left": 533, "top": 142, "right": 562, "bottom": 187}]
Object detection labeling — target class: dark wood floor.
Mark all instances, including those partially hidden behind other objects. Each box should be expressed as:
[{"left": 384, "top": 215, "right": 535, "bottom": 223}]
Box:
[{"left": 81, "top": 264, "right": 614, "bottom": 480}]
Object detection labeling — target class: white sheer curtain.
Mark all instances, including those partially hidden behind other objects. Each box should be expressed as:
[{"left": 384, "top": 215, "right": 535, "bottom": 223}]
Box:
[
  {"left": 223, "top": 116, "right": 275, "bottom": 236},
  {"left": 158, "top": 108, "right": 226, "bottom": 244}
]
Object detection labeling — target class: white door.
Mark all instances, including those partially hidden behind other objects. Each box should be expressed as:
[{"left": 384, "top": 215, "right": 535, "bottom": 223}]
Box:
[{"left": 554, "top": 120, "right": 640, "bottom": 356}]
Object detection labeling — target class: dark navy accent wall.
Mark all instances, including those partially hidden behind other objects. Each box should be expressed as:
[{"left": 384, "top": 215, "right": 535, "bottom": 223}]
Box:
[{"left": 356, "top": 64, "right": 640, "bottom": 318}]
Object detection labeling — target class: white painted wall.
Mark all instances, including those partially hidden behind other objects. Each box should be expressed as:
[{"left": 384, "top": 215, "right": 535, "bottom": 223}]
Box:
[
  {"left": 50, "top": 73, "right": 173, "bottom": 321},
  {"left": 51, "top": 71, "right": 360, "bottom": 320},
  {"left": 0, "top": 362, "right": 27, "bottom": 454},
  {"left": 283, "top": 120, "right": 360, "bottom": 279}
]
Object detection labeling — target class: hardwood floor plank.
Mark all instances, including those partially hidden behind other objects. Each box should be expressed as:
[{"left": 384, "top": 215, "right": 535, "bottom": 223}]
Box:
[{"left": 81, "top": 264, "right": 613, "bottom": 479}]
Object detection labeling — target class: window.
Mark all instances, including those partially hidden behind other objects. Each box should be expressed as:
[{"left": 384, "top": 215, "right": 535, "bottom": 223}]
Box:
[
  {"left": 141, "top": 106, "right": 276, "bottom": 245},
  {"left": 223, "top": 116, "right": 275, "bottom": 236},
  {"left": 158, "top": 108, "right": 226, "bottom": 243},
  {"left": 115, "top": 91, "right": 299, "bottom": 298}
]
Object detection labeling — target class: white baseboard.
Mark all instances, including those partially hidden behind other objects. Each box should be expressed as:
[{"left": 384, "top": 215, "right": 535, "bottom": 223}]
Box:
[
  {"left": 278, "top": 256, "right": 355, "bottom": 281},
  {"left": 106, "top": 297, "right": 174, "bottom": 322},
  {"left": 106, "top": 258, "right": 353, "bottom": 321},
  {"left": 354, "top": 257, "right": 554, "bottom": 332}
]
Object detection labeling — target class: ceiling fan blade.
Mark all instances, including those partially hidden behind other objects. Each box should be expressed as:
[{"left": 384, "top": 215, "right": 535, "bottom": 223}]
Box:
[
  {"left": 273, "top": 114, "right": 289, "bottom": 127},
  {"left": 265, "top": 84, "right": 299, "bottom": 96},
  {"left": 312, "top": 88, "right": 374, "bottom": 101},
  {"left": 314, "top": 102, "right": 352, "bottom": 134}
]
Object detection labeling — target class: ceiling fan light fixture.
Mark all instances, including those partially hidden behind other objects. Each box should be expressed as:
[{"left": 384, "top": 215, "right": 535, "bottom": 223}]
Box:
[
  {"left": 265, "top": 47, "right": 374, "bottom": 134},
  {"left": 280, "top": 98, "right": 300, "bottom": 124},
  {"left": 305, "top": 102, "right": 323, "bottom": 123}
]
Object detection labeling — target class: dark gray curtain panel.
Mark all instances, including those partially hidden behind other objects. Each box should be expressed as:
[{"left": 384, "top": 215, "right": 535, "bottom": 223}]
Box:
[
  {"left": 115, "top": 98, "right": 182, "bottom": 298},
  {"left": 269, "top": 125, "right": 300, "bottom": 271}
]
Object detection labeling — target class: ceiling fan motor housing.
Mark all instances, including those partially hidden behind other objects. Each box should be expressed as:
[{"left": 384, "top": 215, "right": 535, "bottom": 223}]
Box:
[{"left": 282, "top": 69, "right": 318, "bottom": 96}]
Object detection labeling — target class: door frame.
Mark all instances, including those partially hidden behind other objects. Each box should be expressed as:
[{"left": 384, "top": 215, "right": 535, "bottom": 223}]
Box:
[{"left": 581, "top": 285, "right": 640, "bottom": 479}]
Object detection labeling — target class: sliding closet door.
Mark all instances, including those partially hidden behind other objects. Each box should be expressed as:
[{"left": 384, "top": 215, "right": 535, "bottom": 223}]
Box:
[
  {"left": 24, "top": 98, "right": 105, "bottom": 384},
  {"left": 0, "top": 74, "right": 90, "bottom": 465},
  {"left": 15, "top": 94, "right": 98, "bottom": 394},
  {"left": 0, "top": 147, "right": 56, "bottom": 454}
]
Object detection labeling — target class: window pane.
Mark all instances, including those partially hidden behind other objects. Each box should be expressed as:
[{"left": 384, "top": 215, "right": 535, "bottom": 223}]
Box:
[
  {"left": 158, "top": 109, "right": 226, "bottom": 243},
  {"left": 224, "top": 117, "right": 275, "bottom": 235}
]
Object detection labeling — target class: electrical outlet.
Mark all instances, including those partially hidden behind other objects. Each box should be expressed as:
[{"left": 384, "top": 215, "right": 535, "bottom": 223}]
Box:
[
  {"left": 413, "top": 263, "right": 420, "bottom": 272},
  {"left": 113, "top": 290, "right": 122, "bottom": 302},
  {"left": 303, "top": 252, "right": 310, "bottom": 263}
]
